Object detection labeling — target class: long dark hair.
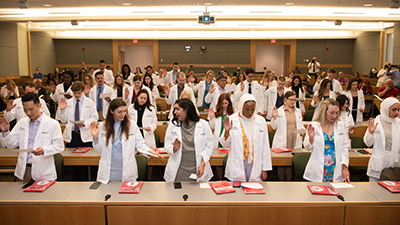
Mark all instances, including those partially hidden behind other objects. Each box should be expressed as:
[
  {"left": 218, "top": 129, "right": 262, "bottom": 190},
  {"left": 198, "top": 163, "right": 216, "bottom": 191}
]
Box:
[
  {"left": 172, "top": 98, "right": 200, "bottom": 126},
  {"left": 215, "top": 93, "right": 234, "bottom": 118},
  {"left": 105, "top": 99, "right": 130, "bottom": 147},
  {"left": 234, "top": 71, "right": 245, "bottom": 85},
  {"left": 291, "top": 75, "right": 304, "bottom": 93},
  {"left": 113, "top": 74, "right": 125, "bottom": 89},
  {"left": 336, "top": 94, "right": 350, "bottom": 115},
  {"left": 134, "top": 89, "right": 153, "bottom": 111},
  {"left": 317, "top": 79, "right": 332, "bottom": 101},
  {"left": 346, "top": 78, "right": 359, "bottom": 91},
  {"left": 121, "top": 64, "right": 131, "bottom": 80},
  {"left": 143, "top": 74, "right": 154, "bottom": 90}
]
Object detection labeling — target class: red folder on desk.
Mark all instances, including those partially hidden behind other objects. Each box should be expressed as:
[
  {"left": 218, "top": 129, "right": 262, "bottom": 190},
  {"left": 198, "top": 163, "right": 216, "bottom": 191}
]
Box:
[
  {"left": 156, "top": 148, "right": 167, "bottom": 154},
  {"left": 23, "top": 180, "right": 56, "bottom": 192},
  {"left": 378, "top": 181, "right": 400, "bottom": 193},
  {"left": 307, "top": 185, "right": 340, "bottom": 196},
  {"left": 72, "top": 147, "right": 91, "bottom": 153},
  {"left": 119, "top": 181, "right": 143, "bottom": 193},
  {"left": 209, "top": 181, "right": 236, "bottom": 194},
  {"left": 271, "top": 148, "right": 292, "bottom": 153},
  {"left": 218, "top": 147, "right": 229, "bottom": 154},
  {"left": 241, "top": 182, "right": 265, "bottom": 194}
]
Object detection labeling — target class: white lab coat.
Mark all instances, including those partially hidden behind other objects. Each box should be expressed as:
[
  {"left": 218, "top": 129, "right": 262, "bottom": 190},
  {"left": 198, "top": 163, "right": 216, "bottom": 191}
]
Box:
[
  {"left": 152, "top": 73, "right": 160, "bottom": 86},
  {"left": 1, "top": 114, "right": 64, "bottom": 181},
  {"left": 128, "top": 105, "right": 158, "bottom": 148},
  {"left": 50, "top": 82, "right": 73, "bottom": 120},
  {"left": 164, "top": 119, "right": 214, "bottom": 182},
  {"left": 93, "top": 69, "right": 114, "bottom": 87},
  {"left": 88, "top": 84, "right": 114, "bottom": 119},
  {"left": 111, "top": 84, "right": 130, "bottom": 101},
  {"left": 204, "top": 84, "right": 235, "bottom": 109},
  {"left": 165, "top": 84, "right": 196, "bottom": 120},
  {"left": 219, "top": 113, "right": 272, "bottom": 181},
  {"left": 290, "top": 86, "right": 306, "bottom": 113},
  {"left": 311, "top": 91, "right": 337, "bottom": 121},
  {"left": 93, "top": 122, "right": 152, "bottom": 184},
  {"left": 126, "top": 85, "right": 154, "bottom": 106},
  {"left": 339, "top": 110, "right": 355, "bottom": 133},
  {"left": 313, "top": 78, "right": 343, "bottom": 93},
  {"left": 271, "top": 106, "right": 304, "bottom": 149},
  {"left": 342, "top": 90, "right": 365, "bottom": 122},
  {"left": 303, "top": 121, "right": 350, "bottom": 182},
  {"left": 4, "top": 98, "right": 50, "bottom": 123},
  {"left": 164, "top": 69, "right": 180, "bottom": 85},
  {"left": 234, "top": 80, "right": 266, "bottom": 114},
  {"left": 189, "top": 80, "right": 217, "bottom": 107},
  {"left": 264, "top": 86, "right": 290, "bottom": 120},
  {"left": 148, "top": 85, "right": 160, "bottom": 104},
  {"left": 364, "top": 116, "right": 400, "bottom": 179},
  {"left": 59, "top": 96, "right": 98, "bottom": 143},
  {"left": 209, "top": 115, "right": 226, "bottom": 149}
]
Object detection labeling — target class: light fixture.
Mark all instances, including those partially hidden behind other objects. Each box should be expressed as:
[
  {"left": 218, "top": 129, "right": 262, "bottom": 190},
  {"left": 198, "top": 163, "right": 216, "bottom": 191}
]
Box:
[
  {"left": 285, "top": 3, "right": 294, "bottom": 5},
  {"left": 43, "top": 4, "right": 52, "bottom": 7},
  {"left": 123, "top": 3, "right": 131, "bottom": 6},
  {"left": 364, "top": 3, "right": 373, "bottom": 7},
  {"left": 204, "top": 3, "right": 212, "bottom": 5}
]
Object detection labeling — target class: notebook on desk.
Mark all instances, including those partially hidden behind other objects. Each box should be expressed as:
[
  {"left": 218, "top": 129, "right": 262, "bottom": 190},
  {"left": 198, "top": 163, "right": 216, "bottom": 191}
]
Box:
[
  {"left": 271, "top": 148, "right": 292, "bottom": 153},
  {"left": 241, "top": 182, "right": 265, "bottom": 194},
  {"left": 24, "top": 180, "right": 56, "bottom": 192},
  {"left": 72, "top": 147, "right": 91, "bottom": 153},
  {"left": 218, "top": 147, "right": 229, "bottom": 154},
  {"left": 209, "top": 181, "right": 236, "bottom": 195},
  {"left": 307, "top": 185, "right": 340, "bottom": 196},
  {"left": 378, "top": 181, "right": 400, "bottom": 193},
  {"left": 119, "top": 181, "right": 143, "bottom": 194}
]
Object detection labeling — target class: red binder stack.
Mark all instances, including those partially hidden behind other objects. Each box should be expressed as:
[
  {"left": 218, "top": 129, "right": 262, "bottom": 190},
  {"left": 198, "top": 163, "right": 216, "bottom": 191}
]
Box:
[
  {"left": 378, "top": 181, "right": 400, "bottom": 193},
  {"left": 209, "top": 181, "right": 236, "bottom": 194},
  {"left": 72, "top": 147, "right": 91, "bottom": 153},
  {"left": 271, "top": 148, "right": 292, "bottom": 153},
  {"left": 23, "top": 180, "right": 56, "bottom": 192},
  {"left": 119, "top": 181, "right": 143, "bottom": 193},
  {"left": 241, "top": 182, "right": 265, "bottom": 194},
  {"left": 307, "top": 185, "right": 340, "bottom": 195}
]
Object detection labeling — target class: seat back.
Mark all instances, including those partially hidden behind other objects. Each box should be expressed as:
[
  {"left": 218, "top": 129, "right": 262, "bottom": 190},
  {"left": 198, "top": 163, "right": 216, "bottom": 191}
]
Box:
[
  {"left": 268, "top": 131, "right": 275, "bottom": 147},
  {"left": 197, "top": 106, "right": 209, "bottom": 112},
  {"left": 135, "top": 154, "right": 147, "bottom": 181},
  {"left": 304, "top": 110, "right": 314, "bottom": 121},
  {"left": 350, "top": 136, "right": 368, "bottom": 148},
  {"left": 292, "top": 152, "right": 311, "bottom": 180},
  {"left": 154, "top": 132, "right": 161, "bottom": 148},
  {"left": 156, "top": 103, "right": 161, "bottom": 111},
  {"left": 53, "top": 153, "right": 63, "bottom": 180}
]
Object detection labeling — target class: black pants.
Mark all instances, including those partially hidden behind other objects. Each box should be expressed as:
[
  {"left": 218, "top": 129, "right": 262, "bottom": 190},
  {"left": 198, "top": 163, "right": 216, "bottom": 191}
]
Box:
[{"left": 66, "top": 132, "right": 92, "bottom": 148}]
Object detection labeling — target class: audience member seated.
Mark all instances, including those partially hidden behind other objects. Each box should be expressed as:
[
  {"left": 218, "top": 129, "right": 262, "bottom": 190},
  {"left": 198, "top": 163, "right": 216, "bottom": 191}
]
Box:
[
  {"left": 1, "top": 79, "right": 19, "bottom": 100},
  {"left": 337, "top": 71, "right": 348, "bottom": 86},
  {"left": 369, "top": 66, "right": 378, "bottom": 78},
  {"left": 378, "top": 79, "right": 400, "bottom": 100},
  {"left": 34, "top": 79, "right": 47, "bottom": 102},
  {"left": 33, "top": 67, "right": 44, "bottom": 79}
]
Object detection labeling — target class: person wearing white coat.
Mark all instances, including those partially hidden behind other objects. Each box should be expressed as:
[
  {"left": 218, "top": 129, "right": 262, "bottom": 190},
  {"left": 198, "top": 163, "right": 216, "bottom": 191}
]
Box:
[
  {"left": 59, "top": 82, "right": 98, "bottom": 147},
  {"left": 343, "top": 78, "right": 365, "bottom": 123},
  {"left": 4, "top": 81, "right": 50, "bottom": 123},
  {"left": 264, "top": 76, "right": 290, "bottom": 120},
  {"left": 313, "top": 68, "right": 343, "bottom": 95},
  {"left": 290, "top": 75, "right": 306, "bottom": 113},
  {"left": 0, "top": 93, "right": 64, "bottom": 182},
  {"left": 219, "top": 94, "right": 272, "bottom": 182},
  {"left": 164, "top": 98, "right": 213, "bottom": 182},
  {"left": 128, "top": 89, "right": 158, "bottom": 149},
  {"left": 165, "top": 72, "right": 196, "bottom": 120},
  {"left": 311, "top": 79, "right": 337, "bottom": 121},
  {"left": 90, "top": 99, "right": 161, "bottom": 184},
  {"left": 92, "top": 60, "right": 114, "bottom": 87},
  {"left": 208, "top": 93, "right": 235, "bottom": 149},
  {"left": 50, "top": 71, "right": 74, "bottom": 120},
  {"left": 126, "top": 75, "right": 154, "bottom": 106},
  {"left": 336, "top": 95, "right": 355, "bottom": 136},
  {"left": 303, "top": 98, "right": 350, "bottom": 182},
  {"left": 111, "top": 75, "right": 130, "bottom": 101},
  {"left": 364, "top": 97, "right": 400, "bottom": 182},
  {"left": 89, "top": 72, "right": 114, "bottom": 121},
  {"left": 271, "top": 91, "right": 304, "bottom": 181},
  {"left": 143, "top": 74, "right": 160, "bottom": 105},
  {"left": 204, "top": 74, "right": 235, "bottom": 109},
  {"left": 189, "top": 70, "right": 217, "bottom": 107}
]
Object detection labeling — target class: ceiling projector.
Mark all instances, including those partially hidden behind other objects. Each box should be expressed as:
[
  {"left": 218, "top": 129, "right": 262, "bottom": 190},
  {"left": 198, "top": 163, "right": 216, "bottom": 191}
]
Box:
[{"left": 198, "top": 12, "right": 215, "bottom": 25}]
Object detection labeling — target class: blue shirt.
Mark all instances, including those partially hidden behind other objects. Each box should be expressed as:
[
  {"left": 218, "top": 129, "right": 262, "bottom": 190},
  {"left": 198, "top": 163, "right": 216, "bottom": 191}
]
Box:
[
  {"left": 110, "top": 120, "right": 123, "bottom": 181},
  {"left": 202, "top": 80, "right": 212, "bottom": 107},
  {"left": 33, "top": 72, "right": 44, "bottom": 79},
  {"left": 96, "top": 84, "right": 105, "bottom": 110}
]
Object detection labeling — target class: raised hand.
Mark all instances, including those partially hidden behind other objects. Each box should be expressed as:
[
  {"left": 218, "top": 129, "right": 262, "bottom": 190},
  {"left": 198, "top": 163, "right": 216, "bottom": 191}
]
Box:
[
  {"left": 367, "top": 117, "right": 378, "bottom": 134},
  {"left": 240, "top": 81, "right": 245, "bottom": 91},
  {"left": 90, "top": 121, "right": 100, "bottom": 142},
  {"left": 307, "top": 124, "right": 315, "bottom": 139},
  {"left": 124, "top": 87, "right": 129, "bottom": 100},
  {"left": 0, "top": 117, "right": 10, "bottom": 132},
  {"left": 6, "top": 100, "right": 16, "bottom": 112},
  {"left": 59, "top": 98, "right": 67, "bottom": 110},
  {"left": 313, "top": 94, "right": 319, "bottom": 104},
  {"left": 272, "top": 106, "right": 278, "bottom": 119},
  {"left": 164, "top": 85, "right": 170, "bottom": 96},
  {"left": 190, "top": 76, "right": 195, "bottom": 83},
  {"left": 209, "top": 84, "right": 216, "bottom": 94},
  {"left": 208, "top": 107, "right": 215, "bottom": 120},
  {"left": 223, "top": 116, "right": 232, "bottom": 133},
  {"left": 316, "top": 75, "right": 322, "bottom": 83},
  {"left": 173, "top": 138, "right": 181, "bottom": 152}
]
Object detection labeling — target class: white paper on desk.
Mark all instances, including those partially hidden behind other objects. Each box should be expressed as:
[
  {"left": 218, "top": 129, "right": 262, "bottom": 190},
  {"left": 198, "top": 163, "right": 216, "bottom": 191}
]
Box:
[
  {"left": 189, "top": 173, "right": 198, "bottom": 180},
  {"left": 330, "top": 183, "right": 355, "bottom": 189},
  {"left": 69, "top": 120, "right": 84, "bottom": 124},
  {"left": 241, "top": 183, "right": 264, "bottom": 189},
  {"left": 11, "top": 149, "right": 34, "bottom": 152},
  {"left": 292, "top": 129, "right": 306, "bottom": 134},
  {"left": 225, "top": 84, "right": 236, "bottom": 93},
  {"left": 99, "top": 92, "right": 111, "bottom": 98},
  {"left": 199, "top": 183, "right": 211, "bottom": 189}
]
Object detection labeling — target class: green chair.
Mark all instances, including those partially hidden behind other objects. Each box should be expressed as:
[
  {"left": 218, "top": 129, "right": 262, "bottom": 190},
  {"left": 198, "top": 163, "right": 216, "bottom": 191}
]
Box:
[
  {"left": 135, "top": 154, "right": 147, "bottom": 181},
  {"left": 349, "top": 136, "right": 368, "bottom": 181},
  {"left": 308, "top": 105, "right": 316, "bottom": 111},
  {"left": 268, "top": 131, "right": 275, "bottom": 147},
  {"left": 223, "top": 154, "right": 228, "bottom": 169},
  {"left": 53, "top": 153, "right": 63, "bottom": 180},
  {"left": 154, "top": 132, "right": 161, "bottom": 148},
  {"left": 350, "top": 136, "right": 368, "bottom": 148},
  {"left": 197, "top": 106, "right": 209, "bottom": 112},
  {"left": 166, "top": 111, "right": 170, "bottom": 119},
  {"left": 292, "top": 152, "right": 311, "bottom": 180},
  {"left": 304, "top": 110, "right": 314, "bottom": 121},
  {"left": 156, "top": 103, "right": 161, "bottom": 111}
]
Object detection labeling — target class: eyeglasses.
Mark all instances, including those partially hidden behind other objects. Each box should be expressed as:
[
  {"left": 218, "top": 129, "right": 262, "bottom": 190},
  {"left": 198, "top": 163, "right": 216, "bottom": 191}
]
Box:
[{"left": 286, "top": 98, "right": 297, "bottom": 102}]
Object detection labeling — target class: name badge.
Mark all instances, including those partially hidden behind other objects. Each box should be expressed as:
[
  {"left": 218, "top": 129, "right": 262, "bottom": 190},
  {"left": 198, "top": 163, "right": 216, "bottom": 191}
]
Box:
[
  {"left": 259, "top": 130, "right": 264, "bottom": 133},
  {"left": 147, "top": 115, "right": 152, "bottom": 117},
  {"left": 42, "top": 132, "right": 48, "bottom": 134},
  {"left": 171, "top": 131, "right": 178, "bottom": 135},
  {"left": 85, "top": 106, "right": 91, "bottom": 108},
  {"left": 231, "top": 127, "right": 238, "bottom": 131},
  {"left": 339, "top": 132, "right": 343, "bottom": 136},
  {"left": 129, "top": 133, "right": 135, "bottom": 136},
  {"left": 201, "top": 133, "right": 205, "bottom": 136},
  {"left": 19, "top": 127, "right": 25, "bottom": 131}
]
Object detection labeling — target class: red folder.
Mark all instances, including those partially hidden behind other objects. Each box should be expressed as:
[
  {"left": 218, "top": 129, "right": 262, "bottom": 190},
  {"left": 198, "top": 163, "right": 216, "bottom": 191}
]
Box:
[
  {"left": 72, "top": 147, "right": 91, "bottom": 153},
  {"left": 156, "top": 148, "right": 167, "bottom": 154},
  {"left": 209, "top": 181, "right": 236, "bottom": 194},
  {"left": 218, "top": 147, "right": 229, "bottom": 154},
  {"left": 119, "top": 181, "right": 143, "bottom": 193},
  {"left": 271, "top": 148, "right": 292, "bottom": 153},
  {"left": 378, "top": 181, "right": 400, "bottom": 193},
  {"left": 24, "top": 180, "right": 56, "bottom": 192},
  {"left": 307, "top": 185, "right": 340, "bottom": 196},
  {"left": 241, "top": 182, "right": 265, "bottom": 194}
]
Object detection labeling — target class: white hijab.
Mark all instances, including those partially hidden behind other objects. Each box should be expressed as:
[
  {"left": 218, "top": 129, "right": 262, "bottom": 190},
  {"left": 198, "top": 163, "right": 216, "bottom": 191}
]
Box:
[
  {"left": 238, "top": 94, "right": 257, "bottom": 164},
  {"left": 380, "top": 97, "right": 400, "bottom": 164}
]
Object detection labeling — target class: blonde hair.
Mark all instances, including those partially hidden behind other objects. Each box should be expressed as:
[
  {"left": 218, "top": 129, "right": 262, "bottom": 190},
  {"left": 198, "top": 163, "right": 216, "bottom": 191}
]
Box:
[
  {"left": 313, "top": 98, "right": 340, "bottom": 126},
  {"left": 179, "top": 90, "right": 192, "bottom": 100}
]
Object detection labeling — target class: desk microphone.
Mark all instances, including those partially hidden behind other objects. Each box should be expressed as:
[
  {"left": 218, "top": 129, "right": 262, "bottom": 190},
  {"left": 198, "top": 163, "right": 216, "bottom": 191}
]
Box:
[
  {"left": 105, "top": 194, "right": 111, "bottom": 201},
  {"left": 337, "top": 195, "right": 345, "bottom": 202},
  {"left": 183, "top": 194, "right": 188, "bottom": 201}
]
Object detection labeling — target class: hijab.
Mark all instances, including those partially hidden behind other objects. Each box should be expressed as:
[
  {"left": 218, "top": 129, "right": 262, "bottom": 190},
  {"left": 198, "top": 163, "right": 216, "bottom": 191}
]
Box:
[
  {"left": 238, "top": 94, "right": 257, "bottom": 164},
  {"left": 380, "top": 97, "right": 400, "bottom": 165}
]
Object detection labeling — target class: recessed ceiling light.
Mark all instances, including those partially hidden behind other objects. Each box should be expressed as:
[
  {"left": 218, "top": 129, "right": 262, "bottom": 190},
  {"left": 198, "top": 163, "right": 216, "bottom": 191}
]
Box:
[
  {"left": 204, "top": 3, "right": 212, "bottom": 5},
  {"left": 123, "top": 3, "right": 131, "bottom": 6},
  {"left": 364, "top": 3, "right": 373, "bottom": 7},
  {"left": 43, "top": 4, "right": 52, "bottom": 7},
  {"left": 285, "top": 3, "right": 294, "bottom": 5}
]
